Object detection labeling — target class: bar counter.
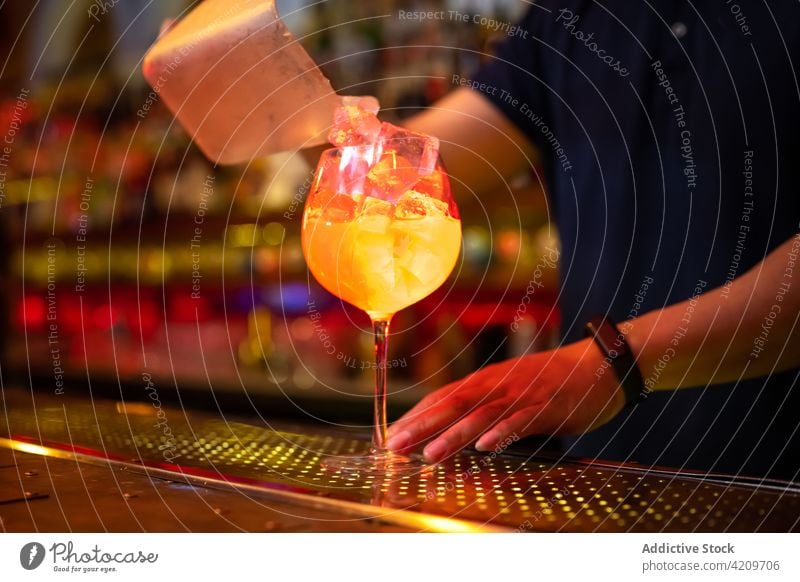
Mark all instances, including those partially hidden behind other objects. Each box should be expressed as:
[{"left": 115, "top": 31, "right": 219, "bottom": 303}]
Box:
[{"left": 1, "top": 388, "right": 798, "bottom": 533}]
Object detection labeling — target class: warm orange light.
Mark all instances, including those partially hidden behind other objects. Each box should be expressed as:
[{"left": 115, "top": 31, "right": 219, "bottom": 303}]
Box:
[
  {"left": 415, "top": 515, "right": 487, "bottom": 532},
  {"left": 12, "top": 441, "right": 52, "bottom": 456},
  {"left": 302, "top": 165, "right": 461, "bottom": 320}
]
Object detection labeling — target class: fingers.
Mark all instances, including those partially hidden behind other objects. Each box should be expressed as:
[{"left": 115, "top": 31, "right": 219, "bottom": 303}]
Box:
[
  {"left": 420, "top": 401, "right": 514, "bottom": 463},
  {"left": 387, "top": 377, "right": 475, "bottom": 439},
  {"left": 474, "top": 405, "right": 546, "bottom": 451},
  {"left": 385, "top": 392, "right": 476, "bottom": 454}
]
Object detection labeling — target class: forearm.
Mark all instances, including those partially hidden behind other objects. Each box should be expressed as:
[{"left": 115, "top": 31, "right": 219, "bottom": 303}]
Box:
[
  {"left": 626, "top": 232, "right": 800, "bottom": 391},
  {"left": 403, "top": 88, "right": 538, "bottom": 199}
]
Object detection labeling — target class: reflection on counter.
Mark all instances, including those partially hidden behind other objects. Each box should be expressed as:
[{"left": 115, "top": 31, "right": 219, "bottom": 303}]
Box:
[{"left": 4, "top": 392, "right": 799, "bottom": 532}]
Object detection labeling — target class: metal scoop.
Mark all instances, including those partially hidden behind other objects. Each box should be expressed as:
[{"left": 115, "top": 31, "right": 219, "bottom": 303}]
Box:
[{"left": 142, "top": 0, "right": 344, "bottom": 165}]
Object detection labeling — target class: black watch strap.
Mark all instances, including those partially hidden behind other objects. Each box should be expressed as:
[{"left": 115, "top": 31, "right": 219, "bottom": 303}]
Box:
[{"left": 584, "top": 316, "right": 647, "bottom": 407}]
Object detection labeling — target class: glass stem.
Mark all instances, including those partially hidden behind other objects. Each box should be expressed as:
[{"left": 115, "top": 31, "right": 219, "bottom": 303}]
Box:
[{"left": 371, "top": 318, "right": 391, "bottom": 453}]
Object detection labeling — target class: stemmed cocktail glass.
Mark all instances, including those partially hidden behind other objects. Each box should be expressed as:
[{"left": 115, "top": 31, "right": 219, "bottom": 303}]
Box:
[{"left": 301, "top": 136, "right": 461, "bottom": 475}]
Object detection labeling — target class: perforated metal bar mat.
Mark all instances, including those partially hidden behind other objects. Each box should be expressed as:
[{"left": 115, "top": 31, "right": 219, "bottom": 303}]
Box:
[{"left": 2, "top": 395, "right": 798, "bottom": 532}]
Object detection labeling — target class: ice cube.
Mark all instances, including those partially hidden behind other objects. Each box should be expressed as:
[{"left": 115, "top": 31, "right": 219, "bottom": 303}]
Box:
[
  {"left": 321, "top": 195, "right": 358, "bottom": 222},
  {"left": 361, "top": 196, "right": 395, "bottom": 217},
  {"left": 312, "top": 148, "right": 373, "bottom": 199},
  {"left": 356, "top": 198, "right": 393, "bottom": 236},
  {"left": 328, "top": 104, "right": 381, "bottom": 148},
  {"left": 410, "top": 170, "right": 457, "bottom": 218},
  {"left": 358, "top": 201, "right": 394, "bottom": 234},
  {"left": 311, "top": 152, "right": 343, "bottom": 201},
  {"left": 357, "top": 214, "right": 392, "bottom": 235},
  {"left": 366, "top": 151, "right": 420, "bottom": 203},
  {"left": 398, "top": 252, "right": 443, "bottom": 289},
  {"left": 377, "top": 122, "right": 440, "bottom": 176},
  {"left": 394, "top": 191, "right": 449, "bottom": 219},
  {"left": 352, "top": 228, "right": 396, "bottom": 299},
  {"left": 412, "top": 170, "right": 444, "bottom": 198},
  {"left": 392, "top": 220, "right": 444, "bottom": 290},
  {"left": 337, "top": 145, "right": 378, "bottom": 193},
  {"left": 342, "top": 95, "right": 380, "bottom": 115}
]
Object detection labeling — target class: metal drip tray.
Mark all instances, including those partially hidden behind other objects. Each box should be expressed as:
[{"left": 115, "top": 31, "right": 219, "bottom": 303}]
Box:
[{"left": 2, "top": 393, "right": 798, "bottom": 532}]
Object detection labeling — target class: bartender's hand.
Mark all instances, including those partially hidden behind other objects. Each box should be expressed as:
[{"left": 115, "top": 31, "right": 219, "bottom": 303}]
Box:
[{"left": 386, "top": 338, "right": 625, "bottom": 463}]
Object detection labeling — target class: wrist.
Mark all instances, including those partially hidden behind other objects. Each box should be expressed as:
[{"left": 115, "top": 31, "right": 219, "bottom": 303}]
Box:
[
  {"left": 622, "top": 314, "right": 667, "bottom": 392},
  {"left": 565, "top": 338, "right": 627, "bottom": 411},
  {"left": 584, "top": 317, "right": 648, "bottom": 407}
]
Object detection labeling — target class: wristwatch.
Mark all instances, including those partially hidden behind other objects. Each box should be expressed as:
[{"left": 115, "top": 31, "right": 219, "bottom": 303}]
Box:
[{"left": 584, "top": 316, "right": 647, "bottom": 407}]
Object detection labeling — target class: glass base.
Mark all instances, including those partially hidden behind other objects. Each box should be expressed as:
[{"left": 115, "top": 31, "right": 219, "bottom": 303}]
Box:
[{"left": 321, "top": 450, "right": 434, "bottom": 477}]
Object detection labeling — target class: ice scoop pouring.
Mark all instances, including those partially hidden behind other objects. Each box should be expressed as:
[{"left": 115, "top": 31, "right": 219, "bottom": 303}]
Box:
[{"left": 142, "top": 0, "right": 348, "bottom": 164}]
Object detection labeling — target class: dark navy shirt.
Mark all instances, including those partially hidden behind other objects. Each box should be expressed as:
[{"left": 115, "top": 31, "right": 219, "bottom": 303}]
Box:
[{"left": 474, "top": 0, "right": 800, "bottom": 479}]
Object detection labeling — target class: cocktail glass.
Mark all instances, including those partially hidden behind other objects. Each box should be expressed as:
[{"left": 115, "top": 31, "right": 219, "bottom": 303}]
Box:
[{"left": 301, "top": 140, "right": 461, "bottom": 475}]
